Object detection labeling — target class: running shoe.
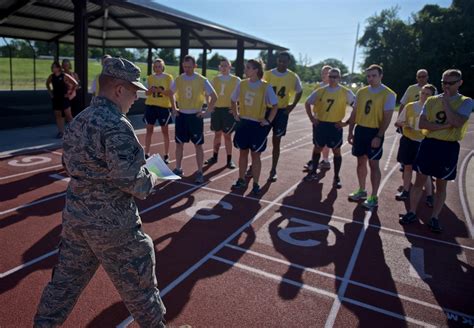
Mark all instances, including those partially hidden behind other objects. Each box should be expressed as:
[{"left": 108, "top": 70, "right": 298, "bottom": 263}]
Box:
[
  {"left": 268, "top": 170, "right": 277, "bottom": 182},
  {"left": 319, "top": 160, "right": 331, "bottom": 170},
  {"left": 172, "top": 168, "right": 183, "bottom": 177},
  {"left": 194, "top": 171, "right": 204, "bottom": 184},
  {"left": 428, "top": 217, "right": 442, "bottom": 233},
  {"left": 303, "top": 172, "right": 318, "bottom": 182},
  {"left": 163, "top": 154, "right": 170, "bottom": 164},
  {"left": 333, "top": 177, "right": 342, "bottom": 189},
  {"left": 251, "top": 183, "right": 261, "bottom": 195},
  {"left": 232, "top": 178, "right": 247, "bottom": 189},
  {"left": 348, "top": 188, "right": 367, "bottom": 201},
  {"left": 395, "top": 190, "right": 409, "bottom": 201},
  {"left": 205, "top": 156, "right": 218, "bottom": 165},
  {"left": 362, "top": 195, "right": 378, "bottom": 209},
  {"left": 399, "top": 212, "right": 417, "bottom": 225},
  {"left": 226, "top": 160, "right": 236, "bottom": 169}
]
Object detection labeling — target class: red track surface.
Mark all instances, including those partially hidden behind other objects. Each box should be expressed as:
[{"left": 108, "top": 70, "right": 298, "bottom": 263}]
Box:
[{"left": 1, "top": 106, "right": 473, "bottom": 327}]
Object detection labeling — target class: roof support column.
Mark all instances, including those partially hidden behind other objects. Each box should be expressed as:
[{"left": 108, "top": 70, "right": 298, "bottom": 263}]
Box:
[
  {"left": 53, "top": 40, "right": 59, "bottom": 62},
  {"left": 147, "top": 47, "right": 152, "bottom": 75},
  {"left": 201, "top": 48, "right": 207, "bottom": 77},
  {"left": 179, "top": 27, "right": 190, "bottom": 74},
  {"left": 73, "top": 0, "right": 88, "bottom": 114},
  {"left": 235, "top": 39, "right": 244, "bottom": 78},
  {"left": 267, "top": 48, "right": 274, "bottom": 69}
]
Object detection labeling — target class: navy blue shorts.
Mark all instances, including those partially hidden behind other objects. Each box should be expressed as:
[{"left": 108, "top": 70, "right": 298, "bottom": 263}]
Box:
[
  {"left": 175, "top": 112, "right": 204, "bottom": 145},
  {"left": 233, "top": 119, "right": 271, "bottom": 152},
  {"left": 352, "top": 125, "right": 384, "bottom": 160},
  {"left": 414, "top": 138, "right": 459, "bottom": 180},
  {"left": 144, "top": 105, "right": 172, "bottom": 126},
  {"left": 266, "top": 108, "right": 289, "bottom": 137},
  {"left": 313, "top": 121, "right": 343, "bottom": 148},
  {"left": 210, "top": 107, "right": 236, "bottom": 133},
  {"left": 396, "top": 135, "right": 421, "bottom": 165}
]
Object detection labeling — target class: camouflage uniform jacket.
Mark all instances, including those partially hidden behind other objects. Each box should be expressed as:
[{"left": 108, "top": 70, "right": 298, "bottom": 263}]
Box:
[{"left": 62, "top": 96, "right": 155, "bottom": 231}]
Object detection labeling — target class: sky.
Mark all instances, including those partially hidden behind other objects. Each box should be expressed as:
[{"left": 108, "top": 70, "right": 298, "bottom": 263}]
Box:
[{"left": 157, "top": 0, "right": 452, "bottom": 72}]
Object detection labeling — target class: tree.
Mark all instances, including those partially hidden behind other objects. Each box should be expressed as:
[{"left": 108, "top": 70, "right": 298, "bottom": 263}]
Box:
[{"left": 156, "top": 48, "right": 178, "bottom": 65}]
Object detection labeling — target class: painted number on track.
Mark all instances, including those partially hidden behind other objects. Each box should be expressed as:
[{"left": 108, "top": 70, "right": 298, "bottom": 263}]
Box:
[
  {"left": 185, "top": 200, "right": 233, "bottom": 220},
  {"left": 8, "top": 156, "right": 52, "bottom": 167},
  {"left": 277, "top": 217, "right": 329, "bottom": 247}
]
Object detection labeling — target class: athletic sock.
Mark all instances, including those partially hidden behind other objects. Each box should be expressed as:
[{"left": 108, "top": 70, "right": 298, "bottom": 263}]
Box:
[
  {"left": 311, "top": 153, "right": 321, "bottom": 174},
  {"left": 227, "top": 154, "right": 232, "bottom": 163}
]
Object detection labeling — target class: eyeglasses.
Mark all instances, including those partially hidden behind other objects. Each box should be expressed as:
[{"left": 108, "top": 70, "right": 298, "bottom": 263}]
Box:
[
  {"left": 417, "top": 75, "right": 428, "bottom": 78},
  {"left": 441, "top": 79, "right": 460, "bottom": 86},
  {"left": 328, "top": 75, "right": 339, "bottom": 79}
]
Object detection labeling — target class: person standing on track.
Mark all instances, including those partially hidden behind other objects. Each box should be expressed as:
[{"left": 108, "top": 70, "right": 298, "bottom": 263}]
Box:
[
  {"left": 305, "top": 64, "right": 332, "bottom": 171},
  {"left": 46, "top": 61, "right": 78, "bottom": 138},
  {"left": 205, "top": 57, "right": 240, "bottom": 169},
  {"left": 303, "top": 68, "right": 355, "bottom": 188},
  {"left": 399, "top": 69, "right": 473, "bottom": 232},
  {"left": 171, "top": 55, "right": 217, "bottom": 184},
  {"left": 262, "top": 51, "right": 302, "bottom": 182},
  {"left": 394, "top": 84, "right": 437, "bottom": 202},
  {"left": 231, "top": 59, "right": 278, "bottom": 195},
  {"left": 347, "top": 64, "right": 396, "bottom": 209},
  {"left": 61, "top": 59, "right": 81, "bottom": 117},
  {"left": 143, "top": 58, "right": 174, "bottom": 163},
  {"left": 34, "top": 58, "right": 166, "bottom": 327}
]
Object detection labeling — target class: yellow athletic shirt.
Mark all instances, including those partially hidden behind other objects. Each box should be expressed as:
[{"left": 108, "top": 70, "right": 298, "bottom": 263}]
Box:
[
  {"left": 402, "top": 84, "right": 422, "bottom": 104},
  {"left": 145, "top": 73, "right": 173, "bottom": 107},
  {"left": 263, "top": 69, "right": 298, "bottom": 108},
  {"left": 313, "top": 86, "right": 351, "bottom": 122},
  {"left": 238, "top": 79, "right": 269, "bottom": 121},
  {"left": 402, "top": 101, "right": 424, "bottom": 141},
  {"left": 175, "top": 73, "right": 206, "bottom": 111},
  {"left": 355, "top": 86, "right": 396, "bottom": 128},
  {"left": 212, "top": 75, "right": 240, "bottom": 108},
  {"left": 423, "top": 95, "right": 471, "bottom": 141}
]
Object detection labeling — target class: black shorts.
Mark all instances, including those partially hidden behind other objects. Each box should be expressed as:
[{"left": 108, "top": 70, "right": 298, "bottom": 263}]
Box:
[
  {"left": 233, "top": 119, "right": 271, "bottom": 152},
  {"left": 210, "top": 107, "right": 236, "bottom": 133},
  {"left": 396, "top": 135, "right": 421, "bottom": 165},
  {"left": 313, "top": 121, "right": 343, "bottom": 148},
  {"left": 175, "top": 112, "right": 204, "bottom": 145},
  {"left": 266, "top": 108, "right": 289, "bottom": 137},
  {"left": 414, "top": 138, "right": 459, "bottom": 180},
  {"left": 144, "top": 105, "right": 172, "bottom": 126},
  {"left": 352, "top": 125, "right": 384, "bottom": 160},
  {"left": 52, "top": 96, "right": 70, "bottom": 112}
]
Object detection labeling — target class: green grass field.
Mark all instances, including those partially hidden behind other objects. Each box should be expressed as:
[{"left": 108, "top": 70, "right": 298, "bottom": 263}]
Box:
[
  {"left": 0, "top": 58, "right": 220, "bottom": 92},
  {"left": 0, "top": 57, "right": 320, "bottom": 103}
]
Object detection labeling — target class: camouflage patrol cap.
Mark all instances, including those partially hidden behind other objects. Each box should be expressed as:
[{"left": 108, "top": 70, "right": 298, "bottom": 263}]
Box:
[{"left": 101, "top": 57, "right": 147, "bottom": 91}]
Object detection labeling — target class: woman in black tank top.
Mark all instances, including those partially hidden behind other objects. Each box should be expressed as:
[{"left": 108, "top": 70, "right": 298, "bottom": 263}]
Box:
[{"left": 46, "top": 61, "right": 78, "bottom": 138}]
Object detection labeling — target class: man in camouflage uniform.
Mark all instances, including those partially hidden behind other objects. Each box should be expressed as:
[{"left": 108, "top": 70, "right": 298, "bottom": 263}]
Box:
[{"left": 34, "top": 58, "right": 166, "bottom": 327}]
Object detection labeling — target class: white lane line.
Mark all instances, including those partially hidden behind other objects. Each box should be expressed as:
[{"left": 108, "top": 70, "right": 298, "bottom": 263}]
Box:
[
  {"left": 458, "top": 150, "right": 474, "bottom": 238},
  {"left": 0, "top": 164, "right": 64, "bottom": 181},
  {"left": 325, "top": 163, "right": 400, "bottom": 328},
  {"left": 384, "top": 133, "right": 399, "bottom": 171},
  {"left": 0, "top": 192, "right": 66, "bottom": 217},
  {"left": 0, "top": 249, "right": 59, "bottom": 278},
  {"left": 225, "top": 244, "right": 474, "bottom": 319},
  {"left": 178, "top": 181, "right": 474, "bottom": 252},
  {"left": 117, "top": 178, "right": 305, "bottom": 327},
  {"left": 210, "top": 254, "right": 436, "bottom": 327},
  {"left": 0, "top": 140, "right": 314, "bottom": 277}
]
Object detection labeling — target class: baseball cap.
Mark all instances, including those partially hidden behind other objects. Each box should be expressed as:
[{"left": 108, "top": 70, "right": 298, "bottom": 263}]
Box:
[{"left": 101, "top": 57, "right": 147, "bottom": 91}]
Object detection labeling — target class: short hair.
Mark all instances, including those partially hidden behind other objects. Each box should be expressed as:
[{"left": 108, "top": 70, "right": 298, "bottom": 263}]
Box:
[
  {"left": 366, "top": 64, "right": 383, "bottom": 75},
  {"left": 219, "top": 56, "right": 231, "bottom": 65},
  {"left": 277, "top": 51, "right": 291, "bottom": 60},
  {"left": 321, "top": 65, "right": 332, "bottom": 72},
  {"left": 183, "top": 55, "right": 196, "bottom": 64},
  {"left": 422, "top": 84, "right": 437, "bottom": 95},
  {"left": 51, "top": 61, "right": 61, "bottom": 69},
  {"left": 98, "top": 74, "right": 129, "bottom": 94},
  {"left": 416, "top": 69, "right": 428, "bottom": 76},
  {"left": 443, "top": 69, "right": 462, "bottom": 80},
  {"left": 247, "top": 59, "right": 265, "bottom": 79},
  {"left": 329, "top": 68, "right": 341, "bottom": 76}
]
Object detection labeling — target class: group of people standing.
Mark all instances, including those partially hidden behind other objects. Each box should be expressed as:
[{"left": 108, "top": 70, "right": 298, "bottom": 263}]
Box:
[{"left": 34, "top": 53, "right": 472, "bottom": 327}]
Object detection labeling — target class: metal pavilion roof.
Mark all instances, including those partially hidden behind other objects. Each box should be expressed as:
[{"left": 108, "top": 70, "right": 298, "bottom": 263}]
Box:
[{"left": 0, "top": 0, "right": 287, "bottom": 51}]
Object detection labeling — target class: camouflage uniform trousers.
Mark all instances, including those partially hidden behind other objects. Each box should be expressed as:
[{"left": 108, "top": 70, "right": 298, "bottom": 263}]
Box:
[{"left": 34, "top": 224, "right": 166, "bottom": 328}]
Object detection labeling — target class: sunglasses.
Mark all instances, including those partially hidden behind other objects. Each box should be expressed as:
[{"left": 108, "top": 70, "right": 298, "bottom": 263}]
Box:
[
  {"left": 441, "top": 79, "right": 460, "bottom": 86},
  {"left": 328, "top": 75, "right": 339, "bottom": 79}
]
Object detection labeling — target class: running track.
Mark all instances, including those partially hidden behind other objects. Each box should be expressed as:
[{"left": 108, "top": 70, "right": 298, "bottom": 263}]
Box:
[{"left": 1, "top": 106, "right": 473, "bottom": 327}]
